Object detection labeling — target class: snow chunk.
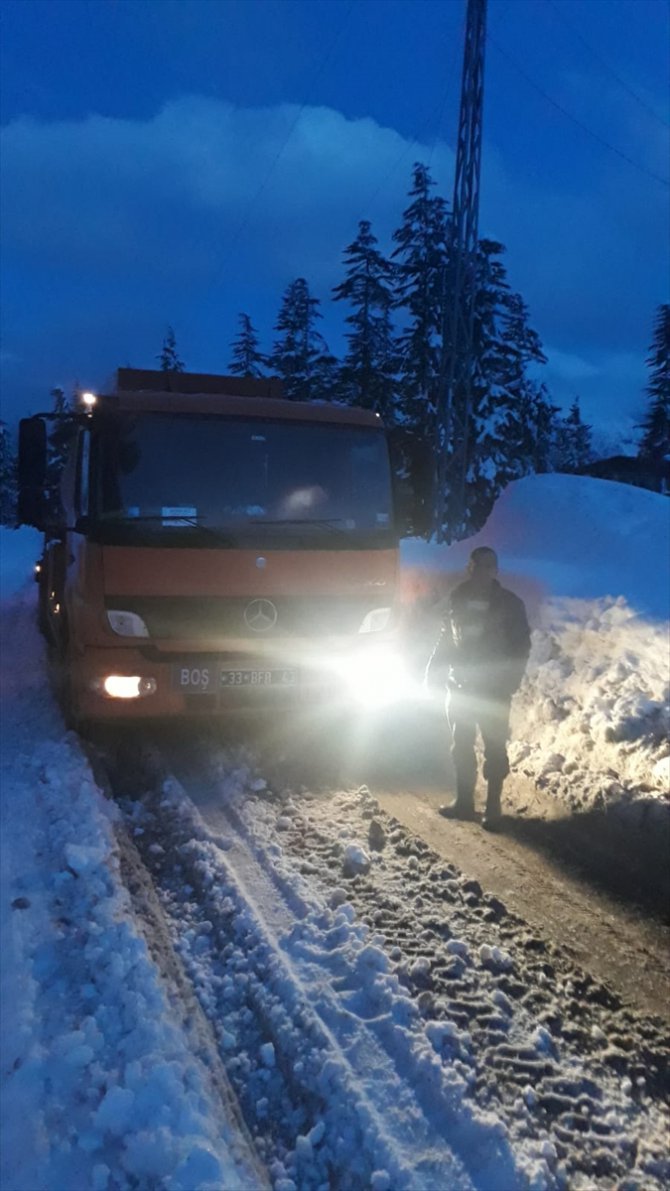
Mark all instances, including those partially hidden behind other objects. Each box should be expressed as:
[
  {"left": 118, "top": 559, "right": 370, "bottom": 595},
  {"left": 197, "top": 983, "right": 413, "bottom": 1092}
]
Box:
[
  {"left": 479, "top": 943, "right": 513, "bottom": 971},
  {"left": 342, "top": 842, "right": 370, "bottom": 876},
  {"left": 371, "top": 1172, "right": 392, "bottom": 1191},
  {"left": 531, "top": 1026, "right": 555, "bottom": 1054},
  {"left": 95, "top": 1085, "right": 135, "bottom": 1136},
  {"left": 446, "top": 938, "right": 469, "bottom": 960},
  {"left": 173, "top": 1143, "right": 223, "bottom": 1189},
  {"left": 307, "top": 1120, "right": 325, "bottom": 1147},
  {"left": 409, "top": 956, "right": 432, "bottom": 981},
  {"left": 260, "top": 1042, "right": 276, "bottom": 1068},
  {"left": 64, "top": 842, "right": 107, "bottom": 875}
]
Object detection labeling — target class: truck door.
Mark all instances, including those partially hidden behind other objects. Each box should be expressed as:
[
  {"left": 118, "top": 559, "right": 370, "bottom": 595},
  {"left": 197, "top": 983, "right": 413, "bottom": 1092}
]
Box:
[{"left": 45, "top": 427, "right": 89, "bottom": 648}]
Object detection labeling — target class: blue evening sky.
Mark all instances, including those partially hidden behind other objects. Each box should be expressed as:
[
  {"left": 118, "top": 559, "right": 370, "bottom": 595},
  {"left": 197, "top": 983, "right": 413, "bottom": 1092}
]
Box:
[{"left": 1, "top": 0, "right": 668, "bottom": 446}]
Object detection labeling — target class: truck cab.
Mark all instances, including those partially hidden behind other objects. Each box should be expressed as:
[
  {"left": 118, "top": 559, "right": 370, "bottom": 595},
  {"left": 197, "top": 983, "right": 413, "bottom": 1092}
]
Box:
[{"left": 19, "top": 370, "right": 426, "bottom": 726}]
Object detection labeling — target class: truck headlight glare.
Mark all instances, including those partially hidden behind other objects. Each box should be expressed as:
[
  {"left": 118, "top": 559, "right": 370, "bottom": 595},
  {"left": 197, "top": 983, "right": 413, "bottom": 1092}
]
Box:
[
  {"left": 102, "top": 676, "right": 157, "bottom": 699},
  {"left": 341, "top": 646, "right": 411, "bottom": 709}
]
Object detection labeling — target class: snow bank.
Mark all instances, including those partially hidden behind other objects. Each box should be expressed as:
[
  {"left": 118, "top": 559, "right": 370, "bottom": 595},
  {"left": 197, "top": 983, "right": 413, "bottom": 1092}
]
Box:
[
  {"left": 0, "top": 584, "right": 261, "bottom": 1191},
  {"left": 402, "top": 474, "right": 669, "bottom": 619},
  {"left": 0, "top": 526, "right": 42, "bottom": 599},
  {"left": 401, "top": 475, "right": 670, "bottom": 813}
]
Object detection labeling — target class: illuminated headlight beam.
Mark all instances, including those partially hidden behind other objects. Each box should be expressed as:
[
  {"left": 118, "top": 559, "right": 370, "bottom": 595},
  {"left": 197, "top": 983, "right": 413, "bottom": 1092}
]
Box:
[
  {"left": 100, "top": 676, "right": 157, "bottom": 699},
  {"left": 331, "top": 646, "right": 417, "bottom": 710}
]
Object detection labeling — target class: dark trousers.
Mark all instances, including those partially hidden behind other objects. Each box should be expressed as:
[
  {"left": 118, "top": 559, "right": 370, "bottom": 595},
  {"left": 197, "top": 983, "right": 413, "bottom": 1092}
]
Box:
[{"left": 447, "top": 688, "right": 511, "bottom": 800}]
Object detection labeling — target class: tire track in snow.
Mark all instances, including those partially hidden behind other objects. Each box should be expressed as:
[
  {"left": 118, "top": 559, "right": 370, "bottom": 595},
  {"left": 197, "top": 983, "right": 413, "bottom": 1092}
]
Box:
[
  {"left": 256, "top": 785, "right": 670, "bottom": 1191},
  {"left": 112, "top": 742, "right": 541, "bottom": 1191},
  {"left": 163, "top": 736, "right": 670, "bottom": 1191}
]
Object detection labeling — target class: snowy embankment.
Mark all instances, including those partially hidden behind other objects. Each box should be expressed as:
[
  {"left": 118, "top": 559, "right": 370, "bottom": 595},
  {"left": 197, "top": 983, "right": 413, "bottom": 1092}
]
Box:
[
  {"left": 401, "top": 475, "right": 670, "bottom": 819},
  {"left": 0, "top": 531, "right": 262, "bottom": 1191}
]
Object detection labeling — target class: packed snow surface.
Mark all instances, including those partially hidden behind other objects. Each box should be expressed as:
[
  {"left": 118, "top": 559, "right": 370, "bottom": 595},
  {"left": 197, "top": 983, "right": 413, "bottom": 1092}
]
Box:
[
  {"left": 0, "top": 535, "right": 260, "bottom": 1191},
  {"left": 1, "top": 470, "right": 669, "bottom": 1190}
]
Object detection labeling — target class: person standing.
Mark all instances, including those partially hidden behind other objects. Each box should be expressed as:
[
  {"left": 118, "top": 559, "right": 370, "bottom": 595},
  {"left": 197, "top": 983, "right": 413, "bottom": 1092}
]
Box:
[{"left": 426, "top": 547, "right": 531, "bottom": 830}]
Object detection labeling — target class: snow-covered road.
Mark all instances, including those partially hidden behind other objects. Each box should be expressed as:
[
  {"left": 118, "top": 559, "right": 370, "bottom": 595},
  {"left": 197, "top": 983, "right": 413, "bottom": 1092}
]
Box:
[
  {"left": 2, "top": 471, "right": 669, "bottom": 1191},
  {"left": 108, "top": 729, "right": 669, "bottom": 1191}
]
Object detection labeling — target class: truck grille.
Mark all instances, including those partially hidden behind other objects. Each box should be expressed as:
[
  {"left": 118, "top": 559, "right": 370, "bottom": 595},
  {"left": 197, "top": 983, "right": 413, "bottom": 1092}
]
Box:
[{"left": 104, "top": 595, "right": 381, "bottom": 639}]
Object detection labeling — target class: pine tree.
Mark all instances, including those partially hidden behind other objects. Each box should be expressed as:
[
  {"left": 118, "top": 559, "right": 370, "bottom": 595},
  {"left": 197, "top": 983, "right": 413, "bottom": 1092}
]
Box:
[
  {"left": 450, "top": 244, "right": 558, "bottom": 533},
  {"left": 555, "top": 398, "right": 593, "bottom": 471},
  {"left": 639, "top": 303, "right": 669, "bottom": 470},
  {"left": 157, "top": 325, "right": 185, "bottom": 372},
  {"left": 392, "top": 163, "right": 449, "bottom": 433},
  {"left": 229, "top": 313, "right": 266, "bottom": 378},
  {"left": 332, "top": 220, "right": 397, "bottom": 415},
  {"left": 496, "top": 291, "right": 555, "bottom": 478},
  {"left": 46, "top": 386, "right": 76, "bottom": 513},
  {"left": 0, "top": 420, "right": 17, "bottom": 526},
  {"left": 271, "top": 279, "right": 335, "bottom": 402},
  {"left": 454, "top": 239, "right": 517, "bottom": 533}
]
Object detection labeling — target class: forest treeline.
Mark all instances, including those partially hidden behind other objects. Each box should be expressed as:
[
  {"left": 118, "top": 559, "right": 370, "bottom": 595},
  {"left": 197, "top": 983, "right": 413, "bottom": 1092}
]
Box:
[{"left": 2, "top": 165, "right": 667, "bottom": 531}]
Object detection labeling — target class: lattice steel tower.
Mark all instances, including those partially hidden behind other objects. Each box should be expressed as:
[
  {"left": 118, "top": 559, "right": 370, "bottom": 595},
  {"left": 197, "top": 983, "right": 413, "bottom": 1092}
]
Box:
[{"left": 434, "top": 0, "right": 487, "bottom": 540}]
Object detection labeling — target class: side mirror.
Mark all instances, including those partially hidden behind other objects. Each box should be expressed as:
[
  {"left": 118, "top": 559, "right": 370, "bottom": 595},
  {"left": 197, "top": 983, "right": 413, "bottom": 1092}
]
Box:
[
  {"left": 18, "top": 417, "right": 47, "bottom": 528},
  {"left": 388, "top": 428, "right": 435, "bottom": 538}
]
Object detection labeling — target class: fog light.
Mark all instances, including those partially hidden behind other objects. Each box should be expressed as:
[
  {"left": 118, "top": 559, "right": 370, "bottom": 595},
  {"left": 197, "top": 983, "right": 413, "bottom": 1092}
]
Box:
[{"left": 102, "top": 675, "right": 157, "bottom": 699}]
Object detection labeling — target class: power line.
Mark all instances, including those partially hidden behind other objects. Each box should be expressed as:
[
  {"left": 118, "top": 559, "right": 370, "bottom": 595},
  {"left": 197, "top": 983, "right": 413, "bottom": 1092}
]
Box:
[
  {"left": 362, "top": 78, "right": 454, "bottom": 216},
  {"left": 363, "top": 20, "right": 464, "bottom": 216},
  {"left": 488, "top": 31, "right": 670, "bottom": 188},
  {"left": 545, "top": 0, "right": 670, "bottom": 130},
  {"left": 217, "top": 0, "right": 357, "bottom": 279}
]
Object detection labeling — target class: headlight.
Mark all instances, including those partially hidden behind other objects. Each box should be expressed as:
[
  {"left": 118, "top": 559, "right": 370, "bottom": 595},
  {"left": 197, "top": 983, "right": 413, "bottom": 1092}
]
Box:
[
  {"left": 358, "top": 607, "right": 392, "bottom": 633},
  {"left": 100, "top": 676, "right": 157, "bottom": 699},
  {"left": 107, "top": 610, "right": 150, "bottom": 638},
  {"left": 340, "top": 645, "right": 412, "bottom": 709}
]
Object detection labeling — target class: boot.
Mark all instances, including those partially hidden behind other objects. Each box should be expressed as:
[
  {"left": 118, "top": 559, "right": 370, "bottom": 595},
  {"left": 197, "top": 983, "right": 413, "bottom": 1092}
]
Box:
[
  {"left": 439, "top": 782, "right": 476, "bottom": 821},
  {"left": 481, "top": 778, "right": 503, "bottom": 831}
]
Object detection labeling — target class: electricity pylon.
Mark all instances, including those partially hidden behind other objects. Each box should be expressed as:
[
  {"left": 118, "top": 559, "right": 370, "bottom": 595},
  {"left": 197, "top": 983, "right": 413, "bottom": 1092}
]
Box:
[{"left": 434, "top": 0, "right": 487, "bottom": 541}]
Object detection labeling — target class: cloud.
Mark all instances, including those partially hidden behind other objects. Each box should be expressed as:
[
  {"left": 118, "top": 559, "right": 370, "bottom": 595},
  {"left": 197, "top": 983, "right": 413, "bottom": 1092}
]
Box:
[
  {"left": 1, "top": 98, "right": 440, "bottom": 286},
  {"left": 543, "top": 345, "right": 647, "bottom": 435},
  {"left": 0, "top": 94, "right": 665, "bottom": 430},
  {"left": 544, "top": 348, "right": 601, "bottom": 383}
]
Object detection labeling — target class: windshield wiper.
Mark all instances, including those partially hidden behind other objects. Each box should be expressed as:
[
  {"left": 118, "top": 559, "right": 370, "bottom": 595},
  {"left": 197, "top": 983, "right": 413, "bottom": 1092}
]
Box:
[
  {"left": 248, "top": 517, "right": 348, "bottom": 535},
  {"left": 95, "top": 514, "right": 237, "bottom": 546}
]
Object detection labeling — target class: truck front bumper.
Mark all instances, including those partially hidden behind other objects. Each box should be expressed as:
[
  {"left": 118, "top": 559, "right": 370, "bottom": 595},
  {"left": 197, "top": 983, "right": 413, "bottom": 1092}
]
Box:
[{"left": 69, "top": 640, "right": 413, "bottom": 722}]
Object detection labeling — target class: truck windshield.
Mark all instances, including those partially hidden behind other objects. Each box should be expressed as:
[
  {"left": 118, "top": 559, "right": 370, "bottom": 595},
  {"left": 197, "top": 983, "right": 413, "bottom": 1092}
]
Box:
[{"left": 94, "top": 413, "right": 394, "bottom": 545}]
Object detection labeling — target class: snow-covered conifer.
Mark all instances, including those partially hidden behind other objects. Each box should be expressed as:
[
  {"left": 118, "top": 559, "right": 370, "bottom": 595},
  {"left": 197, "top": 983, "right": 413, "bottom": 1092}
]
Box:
[
  {"left": 271, "top": 279, "right": 335, "bottom": 402},
  {"left": 555, "top": 398, "right": 593, "bottom": 471},
  {"left": 46, "top": 386, "right": 76, "bottom": 514},
  {"left": 229, "top": 313, "right": 266, "bottom": 378},
  {"left": 392, "top": 163, "right": 449, "bottom": 434},
  {"left": 332, "top": 220, "right": 397, "bottom": 415},
  {"left": 157, "top": 325, "right": 185, "bottom": 373},
  {"left": 455, "top": 239, "right": 516, "bottom": 532},
  {"left": 638, "top": 303, "right": 669, "bottom": 473}
]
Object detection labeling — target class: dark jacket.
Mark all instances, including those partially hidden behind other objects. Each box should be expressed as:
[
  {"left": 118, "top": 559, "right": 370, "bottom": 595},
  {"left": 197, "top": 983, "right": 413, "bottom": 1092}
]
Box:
[{"left": 427, "top": 578, "right": 531, "bottom": 699}]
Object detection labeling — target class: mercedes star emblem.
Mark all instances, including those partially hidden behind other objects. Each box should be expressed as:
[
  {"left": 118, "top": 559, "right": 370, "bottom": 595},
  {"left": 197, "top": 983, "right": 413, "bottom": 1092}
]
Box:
[{"left": 243, "top": 598, "right": 278, "bottom": 632}]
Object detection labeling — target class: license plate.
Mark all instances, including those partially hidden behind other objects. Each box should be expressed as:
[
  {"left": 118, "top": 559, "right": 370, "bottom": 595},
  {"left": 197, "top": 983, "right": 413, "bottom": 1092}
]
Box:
[
  {"left": 174, "top": 664, "right": 217, "bottom": 693},
  {"left": 173, "top": 664, "right": 297, "bottom": 693},
  {"left": 220, "top": 668, "right": 297, "bottom": 688}
]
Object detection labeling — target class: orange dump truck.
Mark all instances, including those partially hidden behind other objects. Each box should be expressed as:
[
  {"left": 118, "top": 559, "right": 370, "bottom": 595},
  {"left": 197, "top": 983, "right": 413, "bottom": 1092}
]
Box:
[{"left": 19, "top": 370, "right": 425, "bottom": 727}]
